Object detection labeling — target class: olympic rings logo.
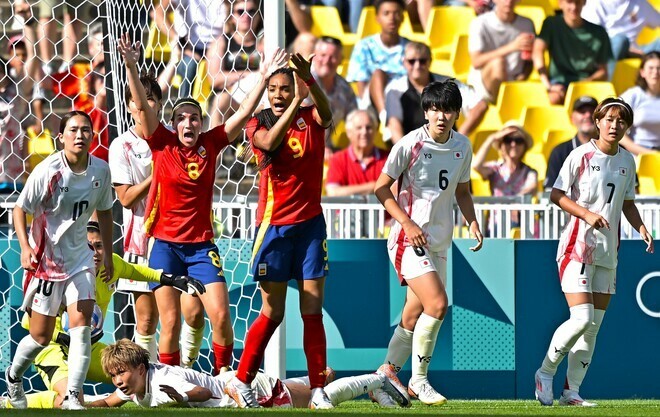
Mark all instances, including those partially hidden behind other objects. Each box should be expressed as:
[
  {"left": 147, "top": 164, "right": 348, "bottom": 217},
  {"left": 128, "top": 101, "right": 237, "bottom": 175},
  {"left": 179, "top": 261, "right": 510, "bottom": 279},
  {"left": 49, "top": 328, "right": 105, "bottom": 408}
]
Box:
[{"left": 636, "top": 272, "right": 660, "bottom": 318}]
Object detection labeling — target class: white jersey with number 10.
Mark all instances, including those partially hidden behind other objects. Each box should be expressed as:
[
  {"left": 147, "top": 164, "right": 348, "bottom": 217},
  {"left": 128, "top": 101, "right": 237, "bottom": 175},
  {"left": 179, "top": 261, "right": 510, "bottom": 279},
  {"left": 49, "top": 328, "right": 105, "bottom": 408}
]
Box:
[
  {"left": 554, "top": 140, "right": 636, "bottom": 269},
  {"left": 383, "top": 126, "right": 472, "bottom": 252},
  {"left": 16, "top": 151, "right": 114, "bottom": 281}
]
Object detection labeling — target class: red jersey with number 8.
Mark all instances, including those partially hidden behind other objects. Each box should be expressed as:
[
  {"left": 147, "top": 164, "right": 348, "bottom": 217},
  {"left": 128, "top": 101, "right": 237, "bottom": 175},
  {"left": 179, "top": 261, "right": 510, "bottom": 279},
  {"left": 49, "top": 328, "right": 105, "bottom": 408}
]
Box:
[
  {"left": 144, "top": 123, "right": 229, "bottom": 242},
  {"left": 248, "top": 107, "right": 326, "bottom": 226}
]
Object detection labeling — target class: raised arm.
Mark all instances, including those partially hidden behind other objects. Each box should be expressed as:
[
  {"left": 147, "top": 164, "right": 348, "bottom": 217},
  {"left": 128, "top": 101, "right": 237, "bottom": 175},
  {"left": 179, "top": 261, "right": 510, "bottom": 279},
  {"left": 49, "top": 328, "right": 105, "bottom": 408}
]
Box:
[
  {"left": 224, "top": 48, "right": 289, "bottom": 143},
  {"left": 290, "top": 53, "right": 333, "bottom": 127},
  {"left": 117, "top": 34, "right": 160, "bottom": 137},
  {"left": 253, "top": 72, "right": 307, "bottom": 152}
]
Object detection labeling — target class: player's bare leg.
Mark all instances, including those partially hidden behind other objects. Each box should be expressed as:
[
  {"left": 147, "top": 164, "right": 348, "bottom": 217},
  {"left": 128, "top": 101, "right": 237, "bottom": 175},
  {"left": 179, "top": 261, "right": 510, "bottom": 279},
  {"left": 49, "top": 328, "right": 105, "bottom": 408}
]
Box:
[
  {"left": 153, "top": 286, "right": 183, "bottom": 365},
  {"left": 133, "top": 292, "right": 159, "bottom": 361},
  {"left": 181, "top": 293, "right": 206, "bottom": 368},
  {"left": 196, "top": 282, "right": 234, "bottom": 374}
]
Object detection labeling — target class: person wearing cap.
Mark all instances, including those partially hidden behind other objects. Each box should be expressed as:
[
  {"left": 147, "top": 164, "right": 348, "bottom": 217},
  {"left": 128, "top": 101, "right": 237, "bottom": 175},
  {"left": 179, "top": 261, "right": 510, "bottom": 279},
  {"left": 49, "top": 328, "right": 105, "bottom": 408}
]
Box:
[
  {"left": 534, "top": 97, "right": 653, "bottom": 408},
  {"left": 544, "top": 95, "right": 598, "bottom": 191},
  {"left": 117, "top": 34, "right": 289, "bottom": 375},
  {"left": 472, "top": 122, "right": 538, "bottom": 198}
]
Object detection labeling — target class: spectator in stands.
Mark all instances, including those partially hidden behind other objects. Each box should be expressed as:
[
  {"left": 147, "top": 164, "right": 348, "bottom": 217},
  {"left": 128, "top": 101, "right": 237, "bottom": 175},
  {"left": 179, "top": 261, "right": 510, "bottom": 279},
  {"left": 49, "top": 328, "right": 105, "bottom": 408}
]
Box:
[
  {"left": 325, "top": 110, "right": 388, "bottom": 196},
  {"left": 620, "top": 51, "right": 660, "bottom": 155},
  {"left": 0, "top": 57, "right": 27, "bottom": 194},
  {"left": 346, "top": 0, "right": 408, "bottom": 125},
  {"left": 310, "top": 36, "right": 357, "bottom": 153},
  {"left": 581, "top": 0, "right": 660, "bottom": 65},
  {"left": 472, "top": 122, "right": 538, "bottom": 199},
  {"left": 285, "top": 0, "right": 317, "bottom": 57},
  {"left": 154, "top": 0, "right": 228, "bottom": 97},
  {"left": 467, "top": 0, "right": 535, "bottom": 103},
  {"left": 544, "top": 96, "right": 598, "bottom": 191},
  {"left": 385, "top": 42, "right": 487, "bottom": 143},
  {"left": 441, "top": 0, "right": 493, "bottom": 15},
  {"left": 36, "top": 0, "right": 87, "bottom": 74},
  {"left": 321, "top": 0, "right": 364, "bottom": 33},
  {"left": 533, "top": 0, "right": 612, "bottom": 105}
]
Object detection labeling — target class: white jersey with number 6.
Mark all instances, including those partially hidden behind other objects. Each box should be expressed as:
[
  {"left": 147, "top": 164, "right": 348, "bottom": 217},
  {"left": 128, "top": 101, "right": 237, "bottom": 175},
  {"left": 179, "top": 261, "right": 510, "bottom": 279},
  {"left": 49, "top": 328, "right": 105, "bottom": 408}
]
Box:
[
  {"left": 554, "top": 140, "right": 636, "bottom": 269},
  {"left": 384, "top": 126, "right": 472, "bottom": 252},
  {"left": 16, "top": 151, "right": 113, "bottom": 281}
]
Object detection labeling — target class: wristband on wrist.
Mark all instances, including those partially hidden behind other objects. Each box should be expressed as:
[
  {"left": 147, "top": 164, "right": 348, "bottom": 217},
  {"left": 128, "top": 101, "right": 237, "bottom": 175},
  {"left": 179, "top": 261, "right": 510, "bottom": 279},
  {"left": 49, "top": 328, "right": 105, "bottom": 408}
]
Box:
[
  {"left": 180, "top": 393, "right": 189, "bottom": 403},
  {"left": 304, "top": 77, "right": 316, "bottom": 87}
]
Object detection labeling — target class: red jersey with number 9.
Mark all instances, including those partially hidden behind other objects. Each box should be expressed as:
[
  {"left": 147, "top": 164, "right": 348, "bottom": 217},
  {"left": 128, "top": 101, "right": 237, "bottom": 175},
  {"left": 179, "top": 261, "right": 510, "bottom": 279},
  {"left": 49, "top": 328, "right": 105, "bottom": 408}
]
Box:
[
  {"left": 248, "top": 106, "right": 326, "bottom": 226},
  {"left": 144, "top": 123, "right": 229, "bottom": 242}
]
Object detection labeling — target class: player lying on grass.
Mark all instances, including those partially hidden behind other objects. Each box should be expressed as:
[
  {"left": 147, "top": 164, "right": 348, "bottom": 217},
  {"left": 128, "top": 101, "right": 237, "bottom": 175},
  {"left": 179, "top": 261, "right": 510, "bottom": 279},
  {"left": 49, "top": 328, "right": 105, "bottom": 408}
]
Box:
[
  {"left": 88, "top": 339, "right": 410, "bottom": 409},
  {"left": 1, "top": 221, "right": 205, "bottom": 409}
]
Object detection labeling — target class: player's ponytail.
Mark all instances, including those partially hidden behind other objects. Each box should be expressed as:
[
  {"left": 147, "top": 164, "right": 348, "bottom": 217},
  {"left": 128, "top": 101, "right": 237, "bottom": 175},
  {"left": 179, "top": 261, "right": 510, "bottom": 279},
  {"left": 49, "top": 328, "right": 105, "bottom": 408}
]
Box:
[{"left": 238, "top": 108, "right": 282, "bottom": 171}]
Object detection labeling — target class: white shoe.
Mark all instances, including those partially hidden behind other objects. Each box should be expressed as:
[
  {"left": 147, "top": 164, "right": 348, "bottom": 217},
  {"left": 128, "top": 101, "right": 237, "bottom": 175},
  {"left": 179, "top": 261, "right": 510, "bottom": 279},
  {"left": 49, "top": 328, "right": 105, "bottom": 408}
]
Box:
[
  {"left": 369, "top": 388, "right": 397, "bottom": 408},
  {"left": 559, "top": 390, "right": 597, "bottom": 407},
  {"left": 224, "top": 377, "right": 260, "bottom": 408},
  {"left": 4, "top": 368, "right": 26, "bottom": 409},
  {"left": 309, "top": 387, "right": 333, "bottom": 409},
  {"left": 408, "top": 379, "right": 447, "bottom": 406},
  {"left": 534, "top": 369, "right": 554, "bottom": 406},
  {"left": 376, "top": 364, "right": 411, "bottom": 407},
  {"left": 61, "top": 392, "right": 85, "bottom": 410}
]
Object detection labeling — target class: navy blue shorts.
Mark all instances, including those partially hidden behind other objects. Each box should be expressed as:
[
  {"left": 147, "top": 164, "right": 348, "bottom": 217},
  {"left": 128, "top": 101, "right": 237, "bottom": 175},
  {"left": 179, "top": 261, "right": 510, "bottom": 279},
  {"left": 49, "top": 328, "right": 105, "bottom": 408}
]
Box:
[
  {"left": 149, "top": 239, "right": 225, "bottom": 290},
  {"left": 251, "top": 214, "right": 328, "bottom": 282}
]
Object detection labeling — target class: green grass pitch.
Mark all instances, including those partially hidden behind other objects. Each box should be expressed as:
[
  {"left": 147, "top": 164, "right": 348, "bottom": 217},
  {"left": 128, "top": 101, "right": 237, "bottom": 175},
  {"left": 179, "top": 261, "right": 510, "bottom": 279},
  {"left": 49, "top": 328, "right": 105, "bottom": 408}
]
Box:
[{"left": 2, "top": 400, "right": 660, "bottom": 416}]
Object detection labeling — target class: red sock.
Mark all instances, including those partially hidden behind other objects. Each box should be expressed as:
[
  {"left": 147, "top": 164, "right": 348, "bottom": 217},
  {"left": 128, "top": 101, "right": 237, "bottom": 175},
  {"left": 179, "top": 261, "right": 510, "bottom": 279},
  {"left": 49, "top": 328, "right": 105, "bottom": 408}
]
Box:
[
  {"left": 236, "top": 313, "right": 280, "bottom": 384},
  {"left": 212, "top": 342, "right": 234, "bottom": 375},
  {"left": 159, "top": 350, "right": 180, "bottom": 366},
  {"left": 302, "top": 314, "right": 327, "bottom": 388}
]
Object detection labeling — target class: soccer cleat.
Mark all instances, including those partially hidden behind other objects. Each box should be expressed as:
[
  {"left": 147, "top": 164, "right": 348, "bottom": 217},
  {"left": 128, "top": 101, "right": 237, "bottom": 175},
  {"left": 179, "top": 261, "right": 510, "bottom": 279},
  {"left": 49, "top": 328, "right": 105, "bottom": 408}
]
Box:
[
  {"left": 376, "top": 364, "right": 411, "bottom": 408},
  {"left": 4, "top": 368, "right": 26, "bottom": 409},
  {"left": 408, "top": 379, "right": 447, "bottom": 406},
  {"left": 534, "top": 369, "right": 554, "bottom": 406},
  {"left": 369, "top": 388, "right": 398, "bottom": 408},
  {"left": 309, "top": 387, "right": 334, "bottom": 409},
  {"left": 559, "top": 390, "right": 597, "bottom": 407},
  {"left": 224, "top": 377, "right": 260, "bottom": 408},
  {"left": 324, "top": 366, "right": 336, "bottom": 386},
  {"left": 62, "top": 392, "right": 85, "bottom": 410}
]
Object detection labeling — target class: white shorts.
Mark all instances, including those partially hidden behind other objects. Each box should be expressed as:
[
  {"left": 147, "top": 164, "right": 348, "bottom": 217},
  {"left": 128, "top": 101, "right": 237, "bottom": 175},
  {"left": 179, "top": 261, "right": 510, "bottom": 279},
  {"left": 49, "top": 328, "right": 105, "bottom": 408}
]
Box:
[
  {"left": 558, "top": 256, "right": 616, "bottom": 295},
  {"left": 21, "top": 270, "right": 96, "bottom": 316},
  {"left": 388, "top": 244, "right": 447, "bottom": 286},
  {"left": 116, "top": 252, "right": 152, "bottom": 293}
]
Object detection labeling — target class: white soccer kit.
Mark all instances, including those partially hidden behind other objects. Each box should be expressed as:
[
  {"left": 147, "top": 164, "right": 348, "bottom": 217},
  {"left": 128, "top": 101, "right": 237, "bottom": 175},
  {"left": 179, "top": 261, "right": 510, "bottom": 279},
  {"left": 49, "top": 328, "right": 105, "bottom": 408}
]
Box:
[
  {"left": 16, "top": 151, "right": 113, "bottom": 281},
  {"left": 115, "top": 364, "right": 289, "bottom": 408},
  {"left": 384, "top": 126, "right": 472, "bottom": 281},
  {"left": 554, "top": 141, "right": 636, "bottom": 294}
]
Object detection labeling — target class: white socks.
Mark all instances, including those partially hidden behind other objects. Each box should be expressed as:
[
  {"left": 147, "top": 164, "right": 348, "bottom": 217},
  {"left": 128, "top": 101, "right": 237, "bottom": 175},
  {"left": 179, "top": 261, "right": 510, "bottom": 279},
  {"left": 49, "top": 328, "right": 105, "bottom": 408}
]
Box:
[
  {"left": 66, "top": 326, "right": 91, "bottom": 398},
  {"left": 134, "top": 332, "right": 158, "bottom": 362},
  {"left": 10, "top": 336, "right": 47, "bottom": 380},
  {"left": 411, "top": 313, "right": 443, "bottom": 385},
  {"left": 180, "top": 321, "right": 204, "bottom": 368},
  {"left": 384, "top": 325, "right": 413, "bottom": 372},
  {"left": 541, "top": 303, "right": 594, "bottom": 376},
  {"left": 324, "top": 373, "right": 384, "bottom": 406},
  {"left": 566, "top": 309, "right": 605, "bottom": 392}
]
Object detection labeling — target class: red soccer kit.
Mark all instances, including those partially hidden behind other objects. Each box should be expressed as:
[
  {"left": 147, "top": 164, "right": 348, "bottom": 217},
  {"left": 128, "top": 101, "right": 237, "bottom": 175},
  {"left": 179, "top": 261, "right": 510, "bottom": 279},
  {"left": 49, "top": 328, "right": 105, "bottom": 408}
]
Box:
[
  {"left": 248, "top": 106, "right": 326, "bottom": 226},
  {"left": 144, "top": 123, "right": 229, "bottom": 242}
]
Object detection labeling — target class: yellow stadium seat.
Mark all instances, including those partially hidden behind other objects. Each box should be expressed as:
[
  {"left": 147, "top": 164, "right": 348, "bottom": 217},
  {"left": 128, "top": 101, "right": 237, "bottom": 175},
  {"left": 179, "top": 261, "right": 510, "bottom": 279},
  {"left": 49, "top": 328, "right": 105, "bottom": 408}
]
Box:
[
  {"left": 612, "top": 58, "right": 642, "bottom": 95},
  {"left": 563, "top": 81, "right": 616, "bottom": 116},
  {"left": 355, "top": 7, "right": 424, "bottom": 43},
  {"left": 471, "top": 128, "right": 500, "bottom": 162},
  {"left": 471, "top": 169, "right": 491, "bottom": 197},
  {"left": 144, "top": 14, "right": 174, "bottom": 63},
  {"left": 309, "top": 6, "right": 357, "bottom": 53},
  {"left": 429, "top": 34, "right": 470, "bottom": 83},
  {"left": 637, "top": 26, "right": 659, "bottom": 47},
  {"left": 522, "top": 151, "right": 547, "bottom": 185},
  {"left": 510, "top": 227, "right": 521, "bottom": 239},
  {"left": 518, "top": 0, "right": 554, "bottom": 15},
  {"left": 330, "top": 119, "right": 349, "bottom": 150},
  {"left": 27, "top": 127, "right": 55, "bottom": 170},
  {"left": 542, "top": 128, "right": 577, "bottom": 161},
  {"left": 426, "top": 6, "right": 475, "bottom": 60},
  {"left": 637, "top": 153, "right": 660, "bottom": 196},
  {"left": 520, "top": 105, "right": 571, "bottom": 153},
  {"left": 514, "top": 5, "right": 550, "bottom": 34},
  {"left": 495, "top": 81, "right": 550, "bottom": 124},
  {"left": 191, "top": 59, "right": 212, "bottom": 116}
]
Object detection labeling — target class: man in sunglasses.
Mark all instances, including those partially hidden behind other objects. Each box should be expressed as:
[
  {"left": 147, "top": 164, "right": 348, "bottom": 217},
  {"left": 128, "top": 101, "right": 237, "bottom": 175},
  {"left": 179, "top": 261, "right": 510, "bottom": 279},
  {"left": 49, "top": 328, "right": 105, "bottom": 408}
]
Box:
[{"left": 385, "top": 42, "right": 488, "bottom": 144}]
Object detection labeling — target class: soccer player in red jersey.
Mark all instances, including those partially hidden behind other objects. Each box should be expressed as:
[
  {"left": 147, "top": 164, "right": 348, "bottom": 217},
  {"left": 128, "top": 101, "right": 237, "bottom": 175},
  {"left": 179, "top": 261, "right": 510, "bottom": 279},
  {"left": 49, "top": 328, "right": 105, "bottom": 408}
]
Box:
[
  {"left": 224, "top": 54, "right": 334, "bottom": 409},
  {"left": 117, "top": 34, "right": 288, "bottom": 374}
]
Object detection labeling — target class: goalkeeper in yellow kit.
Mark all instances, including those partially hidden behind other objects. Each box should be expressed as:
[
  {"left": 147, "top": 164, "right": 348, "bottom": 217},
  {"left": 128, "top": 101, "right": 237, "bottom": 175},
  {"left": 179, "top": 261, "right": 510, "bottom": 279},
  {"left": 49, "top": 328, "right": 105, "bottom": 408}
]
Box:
[{"left": 2, "top": 221, "right": 206, "bottom": 408}]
